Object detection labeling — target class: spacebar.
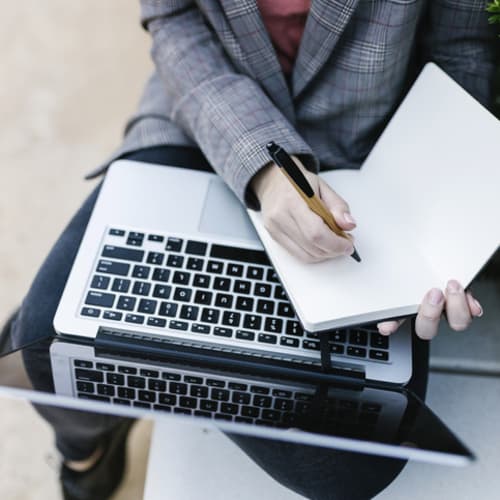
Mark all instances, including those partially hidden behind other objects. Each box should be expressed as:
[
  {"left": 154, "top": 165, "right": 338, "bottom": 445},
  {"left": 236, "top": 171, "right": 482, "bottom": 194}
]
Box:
[{"left": 210, "top": 244, "right": 269, "bottom": 265}]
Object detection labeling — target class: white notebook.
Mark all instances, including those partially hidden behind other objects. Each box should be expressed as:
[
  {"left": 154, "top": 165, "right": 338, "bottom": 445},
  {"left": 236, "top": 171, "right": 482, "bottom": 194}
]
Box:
[{"left": 248, "top": 63, "right": 500, "bottom": 331}]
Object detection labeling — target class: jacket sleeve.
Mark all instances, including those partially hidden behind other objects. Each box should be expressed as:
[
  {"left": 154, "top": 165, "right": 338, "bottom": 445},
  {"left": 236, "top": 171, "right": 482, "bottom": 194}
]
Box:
[
  {"left": 419, "top": 0, "right": 499, "bottom": 110},
  {"left": 140, "top": 0, "right": 318, "bottom": 208}
]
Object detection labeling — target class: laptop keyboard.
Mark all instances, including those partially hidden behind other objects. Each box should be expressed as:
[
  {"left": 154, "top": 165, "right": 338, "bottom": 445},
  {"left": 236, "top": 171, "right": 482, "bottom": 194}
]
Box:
[
  {"left": 73, "top": 358, "right": 381, "bottom": 435},
  {"left": 80, "top": 228, "right": 390, "bottom": 363}
]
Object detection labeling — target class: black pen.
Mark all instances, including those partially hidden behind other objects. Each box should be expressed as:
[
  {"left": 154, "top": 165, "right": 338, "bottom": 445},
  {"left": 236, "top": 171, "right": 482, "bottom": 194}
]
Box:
[{"left": 266, "top": 141, "right": 361, "bottom": 262}]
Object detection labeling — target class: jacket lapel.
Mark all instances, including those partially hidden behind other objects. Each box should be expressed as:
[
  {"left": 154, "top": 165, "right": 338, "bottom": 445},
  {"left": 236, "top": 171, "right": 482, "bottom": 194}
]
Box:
[
  {"left": 292, "top": 0, "right": 360, "bottom": 97},
  {"left": 219, "top": 0, "right": 295, "bottom": 122}
]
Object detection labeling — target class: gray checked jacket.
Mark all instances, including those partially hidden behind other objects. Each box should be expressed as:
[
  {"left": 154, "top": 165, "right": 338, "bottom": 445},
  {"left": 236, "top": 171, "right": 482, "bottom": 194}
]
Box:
[{"left": 89, "top": 0, "right": 497, "bottom": 207}]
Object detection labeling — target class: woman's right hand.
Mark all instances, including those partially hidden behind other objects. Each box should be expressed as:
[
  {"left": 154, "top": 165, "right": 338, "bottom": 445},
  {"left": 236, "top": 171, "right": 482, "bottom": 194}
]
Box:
[{"left": 250, "top": 158, "right": 357, "bottom": 263}]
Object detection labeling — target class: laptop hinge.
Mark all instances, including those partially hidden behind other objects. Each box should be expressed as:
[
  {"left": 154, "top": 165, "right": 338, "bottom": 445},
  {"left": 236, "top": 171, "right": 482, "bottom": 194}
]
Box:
[{"left": 95, "top": 327, "right": 366, "bottom": 387}]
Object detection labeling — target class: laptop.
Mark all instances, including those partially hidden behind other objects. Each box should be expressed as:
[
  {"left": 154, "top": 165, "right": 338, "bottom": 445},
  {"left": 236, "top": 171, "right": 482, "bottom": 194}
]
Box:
[
  {"left": 53, "top": 160, "right": 412, "bottom": 386},
  {"left": 0, "top": 333, "right": 473, "bottom": 466}
]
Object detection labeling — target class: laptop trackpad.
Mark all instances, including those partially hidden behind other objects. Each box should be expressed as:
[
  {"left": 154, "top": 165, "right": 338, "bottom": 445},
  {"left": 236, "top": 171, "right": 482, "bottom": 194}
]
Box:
[{"left": 198, "top": 179, "right": 259, "bottom": 242}]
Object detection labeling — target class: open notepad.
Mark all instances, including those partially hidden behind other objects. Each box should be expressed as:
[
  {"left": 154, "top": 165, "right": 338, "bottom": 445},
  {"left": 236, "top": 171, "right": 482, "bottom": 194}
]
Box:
[{"left": 248, "top": 63, "right": 500, "bottom": 331}]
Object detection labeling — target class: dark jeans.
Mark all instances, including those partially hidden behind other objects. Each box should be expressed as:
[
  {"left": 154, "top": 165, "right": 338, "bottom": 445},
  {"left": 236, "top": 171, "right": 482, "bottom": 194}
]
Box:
[{"left": 12, "top": 146, "right": 429, "bottom": 500}]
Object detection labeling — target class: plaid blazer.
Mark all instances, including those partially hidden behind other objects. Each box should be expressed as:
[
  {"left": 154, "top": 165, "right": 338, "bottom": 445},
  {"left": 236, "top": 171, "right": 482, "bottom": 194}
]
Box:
[{"left": 90, "top": 0, "right": 497, "bottom": 207}]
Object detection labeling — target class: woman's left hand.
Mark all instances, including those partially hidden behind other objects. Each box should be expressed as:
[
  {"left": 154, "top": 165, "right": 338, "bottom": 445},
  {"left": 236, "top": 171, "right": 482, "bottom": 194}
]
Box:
[{"left": 377, "top": 279, "right": 483, "bottom": 340}]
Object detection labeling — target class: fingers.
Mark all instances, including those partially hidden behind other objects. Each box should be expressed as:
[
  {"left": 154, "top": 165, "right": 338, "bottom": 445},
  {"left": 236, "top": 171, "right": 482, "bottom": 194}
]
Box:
[
  {"left": 415, "top": 288, "right": 445, "bottom": 340},
  {"left": 444, "top": 280, "right": 472, "bottom": 332},
  {"left": 318, "top": 178, "right": 357, "bottom": 231},
  {"left": 269, "top": 225, "right": 324, "bottom": 263},
  {"left": 377, "top": 319, "right": 405, "bottom": 336},
  {"left": 466, "top": 290, "right": 483, "bottom": 318}
]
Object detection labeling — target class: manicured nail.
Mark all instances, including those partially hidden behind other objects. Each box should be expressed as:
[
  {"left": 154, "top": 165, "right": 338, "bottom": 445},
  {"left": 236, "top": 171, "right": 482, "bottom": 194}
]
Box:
[
  {"left": 427, "top": 288, "right": 443, "bottom": 305},
  {"left": 473, "top": 299, "right": 483, "bottom": 317},
  {"left": 446, "top": 280, "right": 462, "bottom": 294},
  {"left": 343, "top": 212, "right": 357, "bottom": 225}
]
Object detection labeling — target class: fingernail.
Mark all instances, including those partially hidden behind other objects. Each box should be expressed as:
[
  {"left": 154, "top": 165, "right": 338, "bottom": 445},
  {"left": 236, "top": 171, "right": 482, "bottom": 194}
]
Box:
[
  {"left": 446, "top": 280, "right": 462, "bottom": 294},
  {"left": 343, "top": 212, "right": 357, "bottom": 225},
  {"left": 473, "top": 299, "right": 483, "bottom": 317},
  {"left": 427, "top": 288, "right": 443, "bottom": 305}
]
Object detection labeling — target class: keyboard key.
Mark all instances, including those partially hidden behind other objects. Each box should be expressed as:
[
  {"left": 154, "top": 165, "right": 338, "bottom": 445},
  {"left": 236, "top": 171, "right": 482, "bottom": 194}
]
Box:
[
  {"left": 85, "top": 291, "right": 115, "bottom": 308},
  {"left": 349, "top": 330, "right": 368, "bottom": 346},
  {"left": 207, "top": 379, "right": 225, "bottom": 387},
  {"left": 138, "top": 299, "right": 157, "bottom": 314},
  {"left": 172, "top": 271, "right": 190, "bottom": 285},
  {"left": 264, "top": 318, "right": 283, "bottom": 334},
  {"left": 253, "top": 395, "right": 272, "bottom": 408},
  {"left": 330, "top": 344, "right": 345, "bottom": 354},
  {"left": 138, "top": 390, "right": 156, "bottom": 403},
  {"left": 114, "top": 398, "right": 131, "bottom": 406},
  {"left": 81, "top": 307, "right": 100, "bottom": 318},
  {"left": 241, "top": 406, "right": 259, "bottom": 418},
  {"left": 306, "top": 332, "right": 319, "bottom": 340},
  {"left": 173, "top": 287, "right": 192, "bottom": 302},
  {"left": 256, "top": 300, "right": 274, "bottom": 315},
  {"left": 194, "top": 290, "right": 212, "bottom": 305},
  {"left": 127, "top": 231, "right": 144, "bottom": 243},
  {"left": 162, "top": 372, "right": 181, "bottom": 381},
  {"left": 96, "top": 363, "right": 115, "bottom": 371},
  {"left": 370, "top": 333, "right": 389, "bottom": 349},
  {"left": 243, "top": 314, "right": 262, "bottom": 330},
  {"left": 147, "top": 252, "right": 164, "bottom": 265},
  {"left": 159, "top": 394, "right": 177, "bottom": 405},
  {"left": 347, "top": 346, "right": 367, "bottom": 358},
  {"left": 174, "top": 408, "right": 192, "bottom": 415},
  {"left": 227, "top": 263, "right": 243, "bottom": 276},
  {"left": 78, "top": 394, "right": 110, "bottom": 403},
  {"left": 134, "top": 402, "right": 151, "bottom": 409},
  {"left": 193, "top": 274, "right": 211, "bottom": 288},
  {"left": 148, "top": 234, "right": 164, "bottom": 242},
  {"left": 274, "top": 286, "right": 287, "bottom": 300},
  {"left": 222, "top": 311, "right": 241, "bottom": 327},
  {"left": 132, "top": 281, "right": 151, "bottom": 296},
  {"left": 166, "top": 237, "right": 183, "bottom": 252},
  {"left": 285, "top": 320, "right": 304, "bottom": 337},
  {"left": 187, "top": 257, "right": 204, "bottom": 271},
  {"left": 234, "top": 417, "right": 253, "bottom": 424},
  {"left": 235, "top": 297, "right": 253, "bottom": 311},
  {"left": 153, "top": 284, "right": 171, "bottom": 299},
  {"left": 274, "top": 399, "right": 293, "bottom": 411},
  {"left": 254, "top": 283, "right": 271, "bottom": 297},
  {"left": 74, "top": 359, "right": 93, "bottom": 368},
  {"left": 97, "top": 384, "right": 115, "bottom": 397},
  {"left": 266, "top": 269, "right": 280, "bottom": 283},
  {"left": 228, "top": 382, "right": 248, "bottom": 391},
  {"left": 207, "top": 260, "right": 224, "bottom": 273},
  {"left": 179, "top": 396, "right": 197, "bottom": 409},
  {"left": 166, "top": 254, "right": 184, "bottom": 268},
  {"left": 75, "top": 368, "right": 103, "bottom": 383},
  {"left": 90, "top": 275, "right": 110, "bottom": 290},
  {"left": 303, "top": 340, "right": 320, "bottom": 351},
  {"left": 331, "top": 330, "right": 346, "bottom": 343},
  {"left": 154, "top": 404, "right": 172, "bottom": 412},
  {"left": 180, "top": 305, "right": 199, "bottom": 321},
  {"left": 152, "top": 268, "right": 170, "bottom": 283},
  {"left": 214, "top": 293, "right": 233, "bottom": 308},
  {"left": 234, "top": 280, "right": 251, "bottom": 294},
  {"left": 106, "top": 373, "right": 125, "bottom": 385},
  {"left": 147, "top": 317, "right": 166, "bottom": 327},
  {"left": 247, "top": 266, "right": 264, "bottom": 280},
  {"left": 229, "top": 393, "right": 250, "bottom": 408},
  {"left": 190, "top": 385, "right": 209, "bottom": 398},
  {"left": 128, "top": 376, "right": 146, "bottom": 388},
  {"left": 214, "top": 413, "right": 231, "bottom": 421},
  {"left": 200, "top": 400, "right": 218, "bottom": 412},
  {"left": 262, "top": 410, "right": 280, "bottom": 421},
  {"left": 277, "top": 302, "right": 294, "bottom": 318},
  {"left": 101, "top": 245, "right": 144, "bottom": 262},
  {"left": 125, "top": 313, "right": 144, "bottom": 324},
  {"left": 258, "top": 333, "right": 277, "bottom": 344},
  {"left": 214, "top": 327, "right": 232, "bottom": 338},
  {"left": 220, "top": 403, "right": 238, "bottom": 415},
  {"left": 280, "top": 336, "right": 299, "bottom": 348},
  {"left": 170, "top": 320, "right": 188, "bottom": 331},
  {"left": 213, "top": 277, "right": 231, "bottom": 291},
  {"left": 109, "top": 228, "right": 125, "bottom": 236},
  {"left": 201, "top": 308, "right": 219, "bottom": 324},
  {"left": 369, "top": 350, "right": 389, "bottom": 361},
  {"left": 116, "top": 296, "right": 136, "bottom": 311},
  {"left": 141, "top": 368, "right": 160, "bottom": 378},
  {"left": 170, "top": 382, "right": 188, "bottom": 395},
  {"left": 185, "top": 240, "right": 208, "bottom": 256},
  {"left": 272, "top": 388, "right": 292, "bottom": 398},
  {"left": 111, "top": 278, "right": 130, "bottom": 293},
  {"left": 158, "top": 302, "right": 178, "bottom": 317},
  {"left": 118, "top": 365, "right": 137, "bottom": 374},
  {"left": 250, "top": 385, "right": 269, "bottom": 395},
  {"left": 76, "top": 381, "right": 94, "bottom": 393},
  {"left": 235, "top": 330, "right": 255, "bottom": 341},
  {"left": 211, "top": 388, "right": 230, "bottom": 401},
  {"left": 96, "top": 260, "right": 130, "bottom": 276},
  {"left": 191, "top": 323, "right": 211, "bottom": 334}
]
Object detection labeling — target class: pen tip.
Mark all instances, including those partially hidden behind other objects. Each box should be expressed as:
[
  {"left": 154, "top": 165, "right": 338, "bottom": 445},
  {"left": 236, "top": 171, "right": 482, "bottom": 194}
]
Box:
[{"left": 351, "top": 248, "right": 362, "bottom": 263}]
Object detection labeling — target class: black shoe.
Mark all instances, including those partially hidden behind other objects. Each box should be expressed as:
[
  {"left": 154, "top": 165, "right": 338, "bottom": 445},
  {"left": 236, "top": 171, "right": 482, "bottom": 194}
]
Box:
[{"left": 60, "top": 419, "right": 134, "bottom": 500}]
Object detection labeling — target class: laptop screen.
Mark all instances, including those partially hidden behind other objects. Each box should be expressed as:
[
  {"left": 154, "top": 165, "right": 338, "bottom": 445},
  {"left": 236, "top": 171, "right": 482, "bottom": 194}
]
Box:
[{"left": 0, "top": 331, "right": 472, "bottom": 466}]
